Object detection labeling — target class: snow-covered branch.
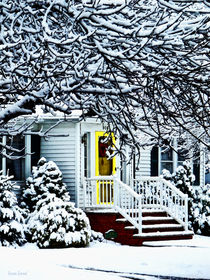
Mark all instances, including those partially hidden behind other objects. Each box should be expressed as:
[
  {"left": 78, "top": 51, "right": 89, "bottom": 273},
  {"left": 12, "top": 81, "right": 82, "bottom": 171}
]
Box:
[{"left": 0, "top": 0, "right": 209, "bottom": 157}]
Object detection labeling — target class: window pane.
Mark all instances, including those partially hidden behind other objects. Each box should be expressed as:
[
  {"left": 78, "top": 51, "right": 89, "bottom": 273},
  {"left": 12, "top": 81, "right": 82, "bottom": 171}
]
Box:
[
  {"left": 161, "top": 162, "right": 173, "bottom": 173},
  {"left": 161, "top": 149, "right": 173, "bottom": 160},
  {"left": 178, "top": 154, "right": 185, "bottom": 162},
  {"left": 178, "top": 161, "right": 184, "bottom": 167},
  {"left": 6, "top": 136, "right": 25, "bottom": 180}
]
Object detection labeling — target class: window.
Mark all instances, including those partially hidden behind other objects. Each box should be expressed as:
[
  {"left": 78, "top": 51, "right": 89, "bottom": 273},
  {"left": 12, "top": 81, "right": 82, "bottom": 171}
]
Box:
[
  {"left": 0, "top": 135, "right": 40, "bottom": 181},
  {"left": 6, "top": 136, "right": 25, "bottom": 180},
  {"left": 160, "top": 148, "right": 173, "bottom": 173},
  {"left": 150, "top": 143, "right": 201, "bottom": 185}
]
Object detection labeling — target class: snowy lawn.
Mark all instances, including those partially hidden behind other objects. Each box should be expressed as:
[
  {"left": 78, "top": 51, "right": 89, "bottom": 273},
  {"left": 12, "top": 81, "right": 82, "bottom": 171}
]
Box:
[{"left": 0, "top": 235, "right": 210, "bottom": 280}]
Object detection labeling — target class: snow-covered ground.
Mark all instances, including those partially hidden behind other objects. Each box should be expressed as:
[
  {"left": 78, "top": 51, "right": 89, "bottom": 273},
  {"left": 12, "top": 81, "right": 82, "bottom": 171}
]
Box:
[{"left": 0, "top": 235, "right": 210, "bottom": 280}]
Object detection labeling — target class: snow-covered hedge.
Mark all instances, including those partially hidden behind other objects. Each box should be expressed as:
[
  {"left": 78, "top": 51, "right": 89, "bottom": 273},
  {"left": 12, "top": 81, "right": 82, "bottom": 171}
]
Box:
[
  {"left": 0, "top": 172, "right": 26, "bottom": 247},
  {"left": 27, "top": 194, "right": 91, "bottom": 248},
  {"left": 162, "top": 161, "right": 210, "bottom": 236},
  {"left": 21, "top": 157, "right": 70, "bottom": 211}
]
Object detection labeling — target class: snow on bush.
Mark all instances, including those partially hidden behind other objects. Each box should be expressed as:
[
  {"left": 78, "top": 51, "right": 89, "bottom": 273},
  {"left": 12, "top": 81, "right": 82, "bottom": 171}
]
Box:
[
  {"left": 22, "top": 158, "right": 91, "bottom": 248},
  {"left": 21, "top": 157, "right": 70, "bottom": 211},
  {"left": 0, "top": 172, "right": 26, "bottom": 247},
  {"left": 27, "top": 194, "right": 91, "bottom": 248},
  {"left": 90, "top": 230, "right": 104, "bottom": 242},
  {"left": 162, "top": 161, "right": 210, "bottom": 236},
  {"left": 190, "top": 184, "right": 210, "bottom": 236}
]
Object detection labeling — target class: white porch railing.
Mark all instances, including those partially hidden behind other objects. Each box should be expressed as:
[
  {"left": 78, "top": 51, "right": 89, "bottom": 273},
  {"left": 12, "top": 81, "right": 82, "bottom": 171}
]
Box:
[
  {"left": 114, "top": 178, "right": 142, "bottom": 233},
  {"left": 83, "top": 176, "right": 142, "bottom": 233},
  {"left": 133, "top": 177, "right": 188, "bottom": 230},
  {"left": 83, "top": 176, "right": 189, "bottom": 234}
]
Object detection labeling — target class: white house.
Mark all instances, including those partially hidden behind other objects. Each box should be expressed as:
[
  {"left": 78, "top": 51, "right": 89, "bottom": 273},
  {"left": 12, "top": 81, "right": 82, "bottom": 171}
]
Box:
[{"left": 0, "top": 115, "right": 206, "bottom": 245}]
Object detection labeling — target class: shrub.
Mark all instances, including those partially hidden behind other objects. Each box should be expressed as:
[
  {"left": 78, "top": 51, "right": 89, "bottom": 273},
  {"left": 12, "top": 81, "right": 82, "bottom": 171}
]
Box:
[
  {"left": 162, "top": 161, "right": 210, "bottom": 236},
  {"left": 190, "top": 184, "right": 210, "bottom": 236},
  {"left": 21, "top": 157, "right": 70, "bottom": 211},
  {"left": 0, "top": 172, "right": 26, "bottom": 247},
  {"left": 27, "top": 194, "right": 91, "bottom": 248}
]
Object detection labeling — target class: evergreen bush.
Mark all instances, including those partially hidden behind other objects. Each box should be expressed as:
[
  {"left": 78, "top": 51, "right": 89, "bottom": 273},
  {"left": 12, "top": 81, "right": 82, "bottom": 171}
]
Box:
[
  {"left": 162, "top": 161, "right": 210, "bottom": 236},
  {"left": 21, "top": 157, "right": 70, "bottom": 211},
  {"left": 23, "top": 158, "right": 91, "bottom": 248},
  {"left": 0, "top": 172, "right": 26, "bottom": 247},
  {"left": 27, "top": 194, "right": 91, "bottom": 248}
]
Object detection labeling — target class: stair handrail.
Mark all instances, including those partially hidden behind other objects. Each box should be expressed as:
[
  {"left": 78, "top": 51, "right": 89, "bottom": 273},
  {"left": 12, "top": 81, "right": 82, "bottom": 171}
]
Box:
[
  {"left": 83, "top": 176, "right": 143, "bottom": 233},
  {"left": 114, "top": 178, "right": 142, "bottom": 234},
  {"left": 133, "top": 176, "right": 186, "bottom": 198},
  {"left": 133, "top": 176, "right": 189, "bottom": 230}
]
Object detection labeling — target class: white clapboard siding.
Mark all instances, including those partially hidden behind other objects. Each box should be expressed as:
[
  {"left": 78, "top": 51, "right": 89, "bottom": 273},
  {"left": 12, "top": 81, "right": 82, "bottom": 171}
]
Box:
[
  {"left": 40, "top": 121, "right": 78, "bottom": 203},
  {"left": 135, "top": 148, "right": 151, "bottom": 178}
]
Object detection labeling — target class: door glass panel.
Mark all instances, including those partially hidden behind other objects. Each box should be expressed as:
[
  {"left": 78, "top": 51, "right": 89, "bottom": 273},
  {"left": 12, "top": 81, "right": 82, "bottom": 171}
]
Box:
[{"left": 98, "top": 136, "right": 113, "bottom": 176}]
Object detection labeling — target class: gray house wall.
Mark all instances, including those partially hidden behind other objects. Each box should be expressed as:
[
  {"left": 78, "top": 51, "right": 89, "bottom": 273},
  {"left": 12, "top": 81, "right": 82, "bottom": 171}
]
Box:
[{"left": 40, "top": 120, "right": 78, "bottom": 203}]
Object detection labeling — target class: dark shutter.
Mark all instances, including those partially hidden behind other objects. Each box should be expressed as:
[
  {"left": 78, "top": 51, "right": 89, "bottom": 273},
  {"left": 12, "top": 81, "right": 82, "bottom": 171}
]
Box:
[
  {"left": 151, "top": 146, "right": 159, "bottom": 176},
  {"left": 31, "top": 135, "right": 41, "bottom": 168}
]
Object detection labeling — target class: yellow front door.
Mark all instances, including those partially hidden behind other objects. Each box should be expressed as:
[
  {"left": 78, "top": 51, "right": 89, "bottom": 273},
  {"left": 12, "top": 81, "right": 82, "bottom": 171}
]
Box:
[{"left": 95, "top": 132, "right": 116, "bottom": 204}]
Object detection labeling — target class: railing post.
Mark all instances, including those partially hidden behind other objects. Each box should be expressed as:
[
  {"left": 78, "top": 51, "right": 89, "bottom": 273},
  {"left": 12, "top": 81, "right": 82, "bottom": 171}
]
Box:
[
  {"left": 83, "top": 177, "right": 86, "bottom": 210},
  {"left": 184, "top": 194, "right": 188, "bottom": 231},
  {"left": 138, "top": 195, "right": 142, "bottom": 234},
  {"left": 114, "top": 177, "right": 118, "bottom": 208},
  {"left": 159, "top": 179, "right": 163, "bottom": 209}
]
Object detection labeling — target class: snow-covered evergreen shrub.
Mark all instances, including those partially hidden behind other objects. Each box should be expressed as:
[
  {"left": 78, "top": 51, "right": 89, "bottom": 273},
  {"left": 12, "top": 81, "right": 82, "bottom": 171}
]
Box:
[
  {"left": 162, "top": 161, "right": 210, "bottom": 236},
  {"left": 171, "top": 161, "right": 195, "bottom": 194},
  {"left": 0, "top": 172, "right": 26, "bottom": 247},
  {"left": 27, "top": 194, "right": 91, "bottom": 248},
  {"left": 21, "top": 157, "right": 70, "bottom": 211},
  {"left": 190, "top": 184, "right": 210, "bottom": 236}
]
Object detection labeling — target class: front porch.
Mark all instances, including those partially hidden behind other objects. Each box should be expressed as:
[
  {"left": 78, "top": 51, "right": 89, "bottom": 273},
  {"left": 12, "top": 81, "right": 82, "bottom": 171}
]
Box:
[{"left": 82, "top": 176, "right": 194, "bottom": 245}]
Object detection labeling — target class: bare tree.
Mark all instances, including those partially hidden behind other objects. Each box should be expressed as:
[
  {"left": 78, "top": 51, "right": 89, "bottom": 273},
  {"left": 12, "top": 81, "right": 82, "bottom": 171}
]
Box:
[{"left": 0, "top": 0, "right": 209, "bottom": 158}]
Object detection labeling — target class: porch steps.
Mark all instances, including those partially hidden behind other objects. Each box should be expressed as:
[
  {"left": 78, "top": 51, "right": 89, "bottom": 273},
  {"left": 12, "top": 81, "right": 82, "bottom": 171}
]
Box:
[{"left": 86, "top": 210, "right": 193, "bottom": 246}]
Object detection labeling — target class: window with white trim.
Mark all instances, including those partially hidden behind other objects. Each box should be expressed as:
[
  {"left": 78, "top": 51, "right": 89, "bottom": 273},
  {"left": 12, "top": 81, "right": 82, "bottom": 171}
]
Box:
[
  {"left": 6, "top": 135, "right": 25, "bottom": 180},
  {"left": 0, "top": 135, "right": 40, "bottom": 181},
  {"left": 160, "top": 148, "right": 173, "bottom": 174},
  {"left": 151, "top": 144, "right": 201, "bottom": 185}
]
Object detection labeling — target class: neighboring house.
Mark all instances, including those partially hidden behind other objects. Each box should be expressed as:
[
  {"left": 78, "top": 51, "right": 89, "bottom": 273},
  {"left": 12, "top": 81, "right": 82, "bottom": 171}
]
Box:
[{"left": 0, "top": 115, "right": 206, "bottom": 245}]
